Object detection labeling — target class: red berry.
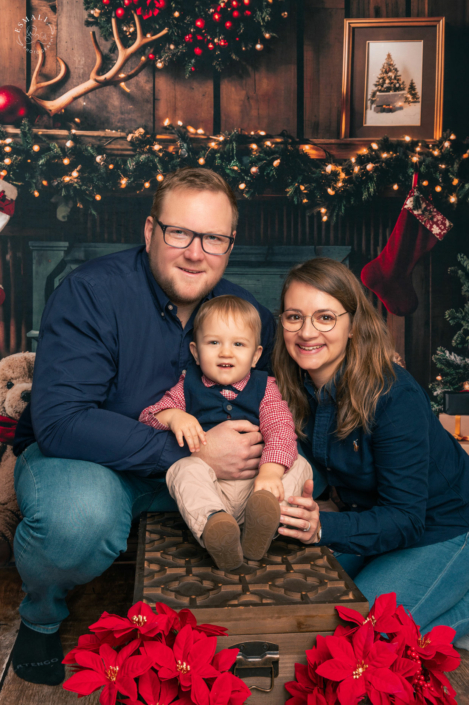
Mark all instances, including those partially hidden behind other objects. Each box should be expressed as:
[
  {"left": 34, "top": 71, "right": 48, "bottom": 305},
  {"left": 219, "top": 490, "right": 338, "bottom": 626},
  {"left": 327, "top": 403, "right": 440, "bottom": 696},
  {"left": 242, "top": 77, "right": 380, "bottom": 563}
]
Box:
[
  {"left": 225, "top": 20, "right": 232, "bottom": 28},
  {"left": 233, "top": 10, "right": 240, "bottom": 17},
  {"left": 124, "top": 0, "right": 131, "bottom": 5},
  {"left": 191, "top": 67, "right": 195, "bottom": 71},
  {"left": 148, "top": 53, "right": 155, "bottom": 60},
  {"left": 232, "top": 0, "right": 238, "bottom": 5},
  {"left": 196, "top": 34, "right": 203, "bottom": 40},
  {"left": 219, "top": 38, "right": 228, "bottom": 46},
  {"left": 102, "top": 0, "right": 110, "bottom": 4},
  {"left": 213, "top": 12, "right": 221, "bottom": 21},
  {"left": 195, "top": 18, "right": 205, "bottom": 28},
  {"left": 243, "top": 0, "right": 250, "bottom": 4},
  {"left": 116, "top": 7, "right": 125, "bottom": 17},
  {"left": 194, "top": 46, "right": 203, "bottom": 55},
  {"left": 244, "top": 10, "right": 251, "bottom": 15},
  {"left": 184, "top": 34, "right": 193, "bottom": 42},
  {"left": 208, "top": 42, "right": 214, "bottom": 49}
]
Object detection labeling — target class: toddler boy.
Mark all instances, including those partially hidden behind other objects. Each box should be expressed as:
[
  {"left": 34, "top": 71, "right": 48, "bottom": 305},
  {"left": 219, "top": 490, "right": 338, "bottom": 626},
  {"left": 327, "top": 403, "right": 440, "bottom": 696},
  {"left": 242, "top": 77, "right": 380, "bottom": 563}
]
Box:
[{"left": 139, "top": 295, "right": 312, "bottom": 570}]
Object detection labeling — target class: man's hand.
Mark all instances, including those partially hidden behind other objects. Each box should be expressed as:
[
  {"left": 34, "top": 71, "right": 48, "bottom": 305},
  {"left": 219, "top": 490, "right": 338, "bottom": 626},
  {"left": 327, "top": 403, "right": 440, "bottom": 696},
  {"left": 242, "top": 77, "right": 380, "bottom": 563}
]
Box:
[
  {"left": 156, "top": 409, "right": 206, "bottom": 453},
  {"left": 195, "top": 419, "right": 264, "bottom": 480},
  {"left": 254, "top": 462, "right": 285, "bottom": 501}
]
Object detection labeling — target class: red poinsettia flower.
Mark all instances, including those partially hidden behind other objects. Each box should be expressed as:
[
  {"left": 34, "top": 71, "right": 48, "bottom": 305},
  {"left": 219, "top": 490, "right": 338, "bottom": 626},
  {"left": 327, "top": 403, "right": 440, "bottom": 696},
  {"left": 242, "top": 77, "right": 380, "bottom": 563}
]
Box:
[
  {"left": 335, "top": 592, "right": 402, "bottom": 637},
  {"left": 63, "top": 640, "right": 152, "bottom": 705},
  {"left": 316, "top": 623, "right": 404, "bottom": 705},
  {"left": 144, "top": 624, "right": 220, "bottom": 695},
  {"left": 89, "top": 602, "right": 171, "bottom": 641},
  {"left": 179, "top": 608, "right": 228, "bottom": 637},
  {"left": 120, "top": 669, "right": 179, "bottom": 705}
]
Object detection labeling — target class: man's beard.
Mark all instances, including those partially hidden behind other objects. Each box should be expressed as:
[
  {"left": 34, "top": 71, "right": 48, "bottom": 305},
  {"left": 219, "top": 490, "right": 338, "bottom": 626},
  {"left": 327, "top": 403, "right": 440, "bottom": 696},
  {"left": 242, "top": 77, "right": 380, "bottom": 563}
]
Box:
[{"left": 150, "top": 261, "right": 216, "bottom": 307}]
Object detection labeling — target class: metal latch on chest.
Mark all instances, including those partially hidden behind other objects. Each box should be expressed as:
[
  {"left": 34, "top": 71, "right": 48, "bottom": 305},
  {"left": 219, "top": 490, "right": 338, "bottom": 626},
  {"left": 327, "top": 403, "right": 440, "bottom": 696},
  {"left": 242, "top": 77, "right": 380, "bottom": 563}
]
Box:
[{"left": 230, "top": 641, "right": 279, "bottom": 693}]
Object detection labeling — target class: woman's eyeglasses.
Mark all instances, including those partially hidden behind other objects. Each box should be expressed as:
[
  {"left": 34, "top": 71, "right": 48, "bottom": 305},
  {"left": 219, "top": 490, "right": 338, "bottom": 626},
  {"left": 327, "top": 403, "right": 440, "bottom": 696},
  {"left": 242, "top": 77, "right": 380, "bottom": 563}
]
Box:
[{"left": 279, "top": 310, "right": 349, "bottom": 332}]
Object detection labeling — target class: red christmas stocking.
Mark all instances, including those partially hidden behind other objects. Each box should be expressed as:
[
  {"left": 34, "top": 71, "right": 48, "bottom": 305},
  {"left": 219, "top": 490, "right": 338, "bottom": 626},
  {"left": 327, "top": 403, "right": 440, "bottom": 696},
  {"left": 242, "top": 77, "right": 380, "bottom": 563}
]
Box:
[{"left": 361, "top": 176, "right": 453, "bottom": 316}]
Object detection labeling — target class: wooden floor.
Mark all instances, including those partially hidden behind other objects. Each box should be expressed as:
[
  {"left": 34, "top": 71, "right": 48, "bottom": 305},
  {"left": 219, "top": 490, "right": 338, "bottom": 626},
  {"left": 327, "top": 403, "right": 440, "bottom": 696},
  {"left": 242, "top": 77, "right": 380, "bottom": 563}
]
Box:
[{"left": 0, "top": 543, "right": 468, "bottom": 704}]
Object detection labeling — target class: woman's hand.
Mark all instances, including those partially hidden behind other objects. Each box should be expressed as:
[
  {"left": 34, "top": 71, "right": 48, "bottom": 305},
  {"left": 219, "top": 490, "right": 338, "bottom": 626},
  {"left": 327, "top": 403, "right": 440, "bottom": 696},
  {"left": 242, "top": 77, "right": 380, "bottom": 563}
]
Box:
[{"left": 278, "top": 479, "right": 321, "bottom": 544}]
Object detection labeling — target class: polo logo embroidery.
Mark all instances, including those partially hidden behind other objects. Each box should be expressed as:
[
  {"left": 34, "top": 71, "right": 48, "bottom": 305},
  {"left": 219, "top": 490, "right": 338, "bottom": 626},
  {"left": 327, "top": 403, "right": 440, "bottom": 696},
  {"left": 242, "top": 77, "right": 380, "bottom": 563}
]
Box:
[{"left": 353, "top": 440, "right": 359, "bottom": 452}]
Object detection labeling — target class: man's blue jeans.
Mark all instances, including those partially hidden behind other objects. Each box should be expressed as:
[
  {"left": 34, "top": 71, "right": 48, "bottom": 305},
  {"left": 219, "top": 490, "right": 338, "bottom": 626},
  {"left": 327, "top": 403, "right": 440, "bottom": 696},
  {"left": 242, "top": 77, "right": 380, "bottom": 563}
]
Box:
[
  {"left": 334, "top": 533, "right": 469, "bottom": 642},
  {"left": 14, "top": 443, "right": 177, "bottom": 634}
]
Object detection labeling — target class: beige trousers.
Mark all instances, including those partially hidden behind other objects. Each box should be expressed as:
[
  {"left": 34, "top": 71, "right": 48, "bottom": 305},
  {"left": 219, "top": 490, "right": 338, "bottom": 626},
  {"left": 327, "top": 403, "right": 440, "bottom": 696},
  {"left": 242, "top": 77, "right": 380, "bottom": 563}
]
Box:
[{"left": 165, "top": 455, "right": 313, "bottom": 545}]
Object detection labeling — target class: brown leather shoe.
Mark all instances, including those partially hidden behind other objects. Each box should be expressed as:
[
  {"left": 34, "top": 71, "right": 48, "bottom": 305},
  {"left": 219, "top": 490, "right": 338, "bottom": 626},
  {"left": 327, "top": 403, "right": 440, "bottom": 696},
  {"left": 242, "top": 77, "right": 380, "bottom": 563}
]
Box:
[
  {"left": 242, "top": 490, "right": 281, "bottom": 561},
  {"left": 202, "top": 512, "right": 243, "bottom": 571}
]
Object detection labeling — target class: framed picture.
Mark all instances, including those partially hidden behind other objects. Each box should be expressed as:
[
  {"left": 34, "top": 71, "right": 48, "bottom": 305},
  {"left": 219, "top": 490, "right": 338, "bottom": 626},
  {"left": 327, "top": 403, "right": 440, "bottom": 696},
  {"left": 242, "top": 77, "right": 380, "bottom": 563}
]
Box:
[{"left": 341, "top": 17, "right": 445, "bottom": 140}]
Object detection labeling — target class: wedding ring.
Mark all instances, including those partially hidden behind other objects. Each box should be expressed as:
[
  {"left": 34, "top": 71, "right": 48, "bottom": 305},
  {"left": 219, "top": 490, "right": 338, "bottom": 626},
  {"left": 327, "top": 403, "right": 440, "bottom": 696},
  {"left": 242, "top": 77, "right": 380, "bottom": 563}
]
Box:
[{"left": 303, "top": 522, "right": 311, "bottom": 532}]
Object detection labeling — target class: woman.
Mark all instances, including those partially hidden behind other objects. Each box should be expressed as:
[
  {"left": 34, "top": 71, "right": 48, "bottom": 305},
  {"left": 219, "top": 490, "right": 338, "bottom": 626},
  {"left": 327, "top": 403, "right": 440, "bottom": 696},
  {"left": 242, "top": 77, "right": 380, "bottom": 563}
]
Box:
[{"left": 273, "top": 257, "right": 469, "bottom": 645}]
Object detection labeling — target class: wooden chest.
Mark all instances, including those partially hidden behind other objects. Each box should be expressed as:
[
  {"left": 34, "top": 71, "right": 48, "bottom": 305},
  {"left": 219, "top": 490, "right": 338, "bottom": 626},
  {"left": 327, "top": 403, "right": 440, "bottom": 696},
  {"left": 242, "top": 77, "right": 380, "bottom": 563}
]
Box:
[{"left": 134, "top": 512, "right": 369, "bottom": 704}]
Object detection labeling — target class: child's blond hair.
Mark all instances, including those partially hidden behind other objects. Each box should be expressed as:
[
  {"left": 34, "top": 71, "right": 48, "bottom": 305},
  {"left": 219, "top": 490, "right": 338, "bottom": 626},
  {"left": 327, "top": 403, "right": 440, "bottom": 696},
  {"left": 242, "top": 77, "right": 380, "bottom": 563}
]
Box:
[{"left": 193, "top": 295, "right": 262, "bottom": 346}]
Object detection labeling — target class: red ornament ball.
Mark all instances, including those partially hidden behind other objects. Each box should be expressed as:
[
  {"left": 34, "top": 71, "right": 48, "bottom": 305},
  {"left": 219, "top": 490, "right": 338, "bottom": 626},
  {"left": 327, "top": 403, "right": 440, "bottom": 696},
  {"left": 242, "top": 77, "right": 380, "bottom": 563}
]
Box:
[
  {"left": 0, "top": 85, "right": 30, "bottom": 124},
  {"left": 184, "top": 34, "right": 193, "bottom": 42},
  {"left": 195, "top": 18, "right": 205, "bottom": 28},
  {"left": 115, "top": 7, "right": 125, "bottom": 18},
  {"left": 194, "top": 47, "right": 203, "bottom": 55},
  {"left": 148, "top": 53, "right": 155, "bottom": 60},
  {"left": 225, "top": 20, "right": 233, "bottom": 29},
  {"left": 102, "top": 0, "right": 110, "bottom": 5},
  {"left": 243, "top": 0, "right": 250, "bottom": 4},
  {"left": 124, "top": 0, "right": 132, "bottom": 5},
  {"left": 213, "top": 12, "right": 221, "bottom": 21},
  {"left": 232, "top": 10, "right": 240, "bottom": 17},
  {"left": 232, "top": 0, "right": 238, "bottom": 5}
]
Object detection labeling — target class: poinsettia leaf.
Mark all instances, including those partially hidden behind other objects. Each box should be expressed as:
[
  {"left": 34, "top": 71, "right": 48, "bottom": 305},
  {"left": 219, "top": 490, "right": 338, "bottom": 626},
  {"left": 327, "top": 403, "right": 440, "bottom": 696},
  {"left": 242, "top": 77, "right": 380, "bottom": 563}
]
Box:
[
  {"left": 174, "top": 625, "right": 194, "bottom": 664},
  {"left": 75, "top": 649, "right": 106, "bottom": 673},
  {"left": 310, "top": 691, "right": 328, "bottom": 705},
  {"left": 160, "top": 677, "right": 180, "bottom": 704},
  {"left": 100, "top": 682, "right": 119, "bottom": 705},
  {"left": 226, "top": 672, "right": 251, "bottom": 705},
  {"left": 337, "top": 675, "right": 366, "bottom": 705},
  {"left": 197, "top": 624, "right": 228, "bottom": 637},
  {"left": 212, "top": 648, "right": 238, "bottom": 672},
  {"left": 369, "top": 641, "right": 397, "bottom": 669},
  {"left": 124, "top": 654, "right": 153, "bottom": 679},
  {"left": 138, "top": 668, "right": 160, "bottom": 704},
  {"left": 366, "top": 668, "right": 404, "bottom": 694},
  {"left": 144, "top": 640, "right": 175, "bottom": 670},
  {"left": 179, "top": 609, "right": 197, "bottom": 629},
  {"left": 352, "top": 623, "right": 374, "bottom": 662},
  {"left": 285, "top": 679, "right": 308, "bottom": 697},
  {"left": 372, "top": 593, "right": 397, "bottom": 620},
  {"left": 391, "top": 656, "right": 418, "bottom": 678},
  {"left": 335, "top": 606, "right": 364, "bottom": 626},
  {"left": 117, "top": 640, "right": 141, "bottom": 667},
  {"left": 191, "top": 673, "right": 211, "bottom": 705},
  {"left": 316, "top": 659, "right": 353, "bottom": 682},
  {"left": 295, "top": 662, "right": 314, "bottom": 689},
  {"left": 210, "top": 673, "right": 234, "bottom": 705},
  {"left": 127, "top": 602, "right": 155, "bottom": 622},
  {"left": 63, "top": 669, "right": 106, "bottom": 696},
  {"left": 324, "top": 636, "right": 355, "bottom": 664},
  {"left": 190, "top": 636, "right": 218, "bottom": 671},
  {"left": 366, "top": 683, "right": 392, "bottom": 705}
]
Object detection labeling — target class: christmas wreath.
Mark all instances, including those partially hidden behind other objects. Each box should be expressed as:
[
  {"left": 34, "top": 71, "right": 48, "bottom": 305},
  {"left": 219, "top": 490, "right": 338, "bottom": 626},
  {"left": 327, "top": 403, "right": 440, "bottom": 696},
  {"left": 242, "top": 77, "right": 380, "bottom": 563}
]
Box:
[{"left": 83, "top": 0, "right": 290, "bottom": 75}]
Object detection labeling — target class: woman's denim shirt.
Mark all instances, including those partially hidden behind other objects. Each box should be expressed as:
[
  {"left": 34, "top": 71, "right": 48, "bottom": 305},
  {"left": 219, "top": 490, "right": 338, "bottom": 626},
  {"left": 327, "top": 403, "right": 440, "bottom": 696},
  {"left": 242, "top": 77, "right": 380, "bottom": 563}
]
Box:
[{"left": 299, "top": 363, "right": 469, "bottom": 555}]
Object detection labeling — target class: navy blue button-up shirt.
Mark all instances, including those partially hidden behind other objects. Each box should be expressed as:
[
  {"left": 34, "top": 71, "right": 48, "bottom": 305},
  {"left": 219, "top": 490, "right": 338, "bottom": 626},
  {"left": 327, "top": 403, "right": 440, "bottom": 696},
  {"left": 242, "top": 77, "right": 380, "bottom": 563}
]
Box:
[
  {"left": 14, "top": 246, "right": 275, "bottom": 476},
  {"left": 300, "top": 364, "right": 469, "bottom": 555}
]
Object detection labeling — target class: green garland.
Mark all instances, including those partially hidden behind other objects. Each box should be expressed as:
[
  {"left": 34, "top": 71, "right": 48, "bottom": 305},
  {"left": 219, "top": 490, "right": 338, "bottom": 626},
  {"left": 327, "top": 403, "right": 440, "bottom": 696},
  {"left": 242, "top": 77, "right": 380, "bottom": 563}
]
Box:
[
  {"left": 83, "top": 0, "right": 289, "bottom": 76},
  {"left": 1, "top": 119, "right": 469, "bottom": 221}
]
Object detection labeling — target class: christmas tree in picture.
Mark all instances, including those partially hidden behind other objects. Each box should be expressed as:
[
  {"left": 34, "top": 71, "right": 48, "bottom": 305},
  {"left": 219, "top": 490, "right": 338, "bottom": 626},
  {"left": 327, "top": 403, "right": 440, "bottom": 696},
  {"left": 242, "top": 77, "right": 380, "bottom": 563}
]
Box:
[
  {"left": 369, "top": 52, "right": 406, "bottom": 106},
  {"left": 429, "top": 254, "right": 469, "bottom": 414},
  {"left": 405, "top": 78, "right": 420, "bottom": 104}
]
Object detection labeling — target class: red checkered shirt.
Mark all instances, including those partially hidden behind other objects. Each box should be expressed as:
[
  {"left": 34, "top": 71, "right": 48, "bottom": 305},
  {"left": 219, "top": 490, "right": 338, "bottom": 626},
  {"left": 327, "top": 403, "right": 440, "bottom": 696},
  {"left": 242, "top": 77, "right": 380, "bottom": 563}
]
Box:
[{"left": 139, "top": 372, "right": 298, "bottom": 470}]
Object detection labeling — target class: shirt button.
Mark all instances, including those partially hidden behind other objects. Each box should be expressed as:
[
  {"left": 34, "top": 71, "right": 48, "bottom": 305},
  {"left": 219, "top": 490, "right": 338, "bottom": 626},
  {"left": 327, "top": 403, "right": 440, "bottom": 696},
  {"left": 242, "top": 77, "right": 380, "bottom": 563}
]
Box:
[
  {"left": 226, "top": 404, "right": 233, "bottom": 411},
  {"left": 168, "top": 304, "right": 173, "bottom": 310},
  {"left": 352, "top": 503, "right": 357, "bottom": 508},
  {"left": 160, "top": 312, "right": 165, "bottom": 317}
]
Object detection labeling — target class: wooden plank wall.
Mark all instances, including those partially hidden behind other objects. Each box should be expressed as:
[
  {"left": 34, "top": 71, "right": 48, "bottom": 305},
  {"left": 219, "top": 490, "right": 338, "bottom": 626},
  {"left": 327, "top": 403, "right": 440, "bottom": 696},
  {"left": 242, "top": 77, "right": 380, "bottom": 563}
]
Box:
[{"left": 1, "top": 0, "right": 469, "bottom": 390}]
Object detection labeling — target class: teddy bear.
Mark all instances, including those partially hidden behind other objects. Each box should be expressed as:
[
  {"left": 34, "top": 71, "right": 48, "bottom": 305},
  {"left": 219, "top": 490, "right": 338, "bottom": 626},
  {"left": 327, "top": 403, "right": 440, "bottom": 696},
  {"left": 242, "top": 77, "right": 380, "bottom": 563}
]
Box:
[{"left": 0, "top": 351, "right": 35, "bottom": 565}]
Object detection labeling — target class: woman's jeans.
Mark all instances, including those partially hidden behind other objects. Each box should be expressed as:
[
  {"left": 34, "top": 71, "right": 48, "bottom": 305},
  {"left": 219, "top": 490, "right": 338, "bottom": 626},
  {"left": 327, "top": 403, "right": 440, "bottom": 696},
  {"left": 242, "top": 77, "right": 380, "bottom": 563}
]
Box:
[
  {"left": 334, "top": 534, "right": 469, "bottom": 642},
  {"left": 14, "top": 443, "right": 177, "bottom": 634}
]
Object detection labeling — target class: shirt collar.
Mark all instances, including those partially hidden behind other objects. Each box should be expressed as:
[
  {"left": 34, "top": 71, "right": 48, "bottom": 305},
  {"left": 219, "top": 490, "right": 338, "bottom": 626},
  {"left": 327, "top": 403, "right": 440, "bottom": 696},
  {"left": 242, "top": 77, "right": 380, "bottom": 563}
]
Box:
[
  {"left": 202, "top": 372, "right": 251, "bottom": 391},
  {"left": 304, "top": 372, "right": 338, "bottom": 402}
]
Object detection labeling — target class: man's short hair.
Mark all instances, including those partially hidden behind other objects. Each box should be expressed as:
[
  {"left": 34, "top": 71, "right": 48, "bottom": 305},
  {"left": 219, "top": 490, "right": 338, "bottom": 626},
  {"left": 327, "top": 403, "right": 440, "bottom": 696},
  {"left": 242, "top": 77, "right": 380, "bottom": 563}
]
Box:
[
  {"left": 193, "top": 295, "right": 262, "bottom": 347},
  {"left": 150, "top": 167, "right": 239, "bottom": 231}
]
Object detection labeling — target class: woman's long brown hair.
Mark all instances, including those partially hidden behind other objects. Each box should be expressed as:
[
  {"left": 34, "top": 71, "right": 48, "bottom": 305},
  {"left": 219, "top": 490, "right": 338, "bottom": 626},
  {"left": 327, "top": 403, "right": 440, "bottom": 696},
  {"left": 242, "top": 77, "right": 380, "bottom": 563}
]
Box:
[{"left": 272, "top": 258, "right": 397, "bottom": 440}]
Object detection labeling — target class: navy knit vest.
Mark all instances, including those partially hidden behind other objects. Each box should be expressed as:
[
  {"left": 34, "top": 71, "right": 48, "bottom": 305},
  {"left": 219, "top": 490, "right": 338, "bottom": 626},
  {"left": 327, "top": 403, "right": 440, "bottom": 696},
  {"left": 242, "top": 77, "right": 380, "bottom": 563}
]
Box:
[{"left": 184, "top": 362, "right": 268, "bottom": 432}]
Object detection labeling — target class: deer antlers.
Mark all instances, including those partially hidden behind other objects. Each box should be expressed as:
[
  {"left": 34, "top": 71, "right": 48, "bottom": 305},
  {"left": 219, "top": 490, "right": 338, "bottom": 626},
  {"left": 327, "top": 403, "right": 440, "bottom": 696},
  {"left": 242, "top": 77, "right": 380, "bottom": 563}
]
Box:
[{"left": 27, "top": 12, "right": 168, "bottom": 117}]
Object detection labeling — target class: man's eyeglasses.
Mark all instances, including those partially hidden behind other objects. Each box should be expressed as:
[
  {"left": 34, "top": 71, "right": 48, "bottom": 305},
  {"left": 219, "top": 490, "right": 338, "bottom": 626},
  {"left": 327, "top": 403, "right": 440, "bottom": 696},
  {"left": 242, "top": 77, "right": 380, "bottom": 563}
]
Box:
[
  {"left": 156, "top": 219, "right": 234, "bottom": 256},
  {"left": 279, "top": 310, "right": 349, "bottom": 333}
]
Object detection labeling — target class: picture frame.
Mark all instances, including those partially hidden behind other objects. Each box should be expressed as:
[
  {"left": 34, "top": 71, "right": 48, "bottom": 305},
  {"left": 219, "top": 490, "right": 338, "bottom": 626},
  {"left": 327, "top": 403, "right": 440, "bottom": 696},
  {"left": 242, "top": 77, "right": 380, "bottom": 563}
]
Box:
[{"left": 341, "top": 17, "right": 445, "bottom": 140}]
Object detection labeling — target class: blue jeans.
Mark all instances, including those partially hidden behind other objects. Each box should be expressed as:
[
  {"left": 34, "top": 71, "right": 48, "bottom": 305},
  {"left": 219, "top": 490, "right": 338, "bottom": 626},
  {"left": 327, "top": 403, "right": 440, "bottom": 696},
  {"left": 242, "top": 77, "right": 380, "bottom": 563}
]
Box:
[
  {"left": 14, "top": 443, "right": 177, "bottom": 634},
  {"left": 334, "top": 532, "right": 469, "bottom": 641}
]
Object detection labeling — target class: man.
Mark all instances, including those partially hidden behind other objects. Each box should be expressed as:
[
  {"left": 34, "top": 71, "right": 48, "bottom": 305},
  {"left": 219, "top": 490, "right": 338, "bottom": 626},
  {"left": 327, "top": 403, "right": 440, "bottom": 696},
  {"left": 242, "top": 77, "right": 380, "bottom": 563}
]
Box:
[{"left": 11, "top": 168, "right": 275, "bottom": 686}]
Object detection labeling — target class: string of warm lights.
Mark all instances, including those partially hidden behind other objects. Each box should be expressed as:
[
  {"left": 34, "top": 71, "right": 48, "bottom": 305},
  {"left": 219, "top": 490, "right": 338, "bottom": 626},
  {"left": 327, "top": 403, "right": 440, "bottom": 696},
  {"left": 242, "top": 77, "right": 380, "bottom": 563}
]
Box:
[{"left": 1, "top": 119, "right": 468, "bottom": 219}]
